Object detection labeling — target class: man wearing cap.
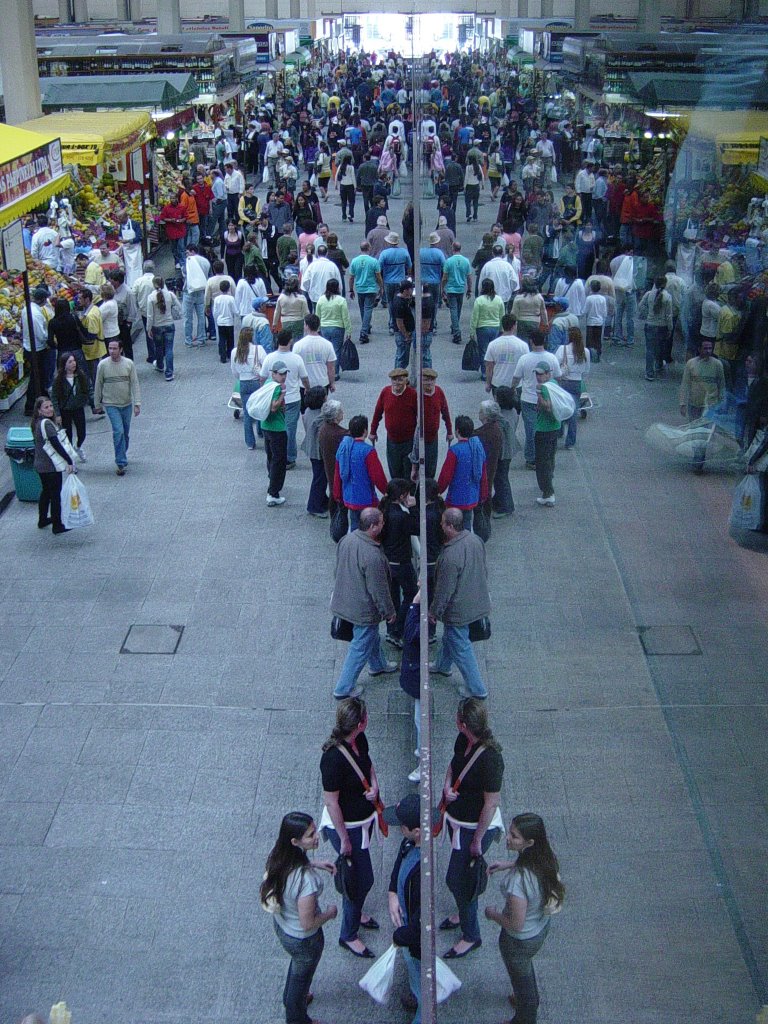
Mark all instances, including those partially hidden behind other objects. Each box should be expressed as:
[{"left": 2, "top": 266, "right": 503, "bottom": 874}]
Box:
[
  {"left": 260, "top": 361, "right": 289, "bottom": 506},
  {"left": 330, "top": 505, "right": 397, "bottom": 699},
  {"left": 384, "top": 793, "right": 422, "bottom": 1022},
  {"left": 485, "top": 313, "right": 529, "bottom": 394},
  {"left": 533, "top": 362, "right": 561, "bottom": 506},
  {"left": 371, "top": 368, "right": 418, "bottom": 480},
  {"left": 348, "top": 242, "right": 383, "bottom": 346},
  {"left": 301, "top": 243, "right": 342, "bottom": 308},
  {"left": 409, "top": 369, "right": 453, "bottom": 480},
  {"left": 378, "top": 233, "right": 413, "bottom": 333},
  {"left": 478, "top": 244, "right": 518, "bottom": 311},
  {"left": 511, "top": 329, "right": 561, "bottom": 469},
  {"left": 419, "top": 232, "right": 447, "bottom": 328},
  {"left": 261, "top": 330, "right": 310, "bottom": 469},
  {"left": 293, "top": 314, "right": 336, "bottom": 393},
  {"left": 441, "top": 241, "right": 473, "bottom": 346},
  {"left": 366, "top": 215, "right": 391, "bottom": 260},
  {"left": 547, "top": 298, "right": 580, "bottom": 354}
]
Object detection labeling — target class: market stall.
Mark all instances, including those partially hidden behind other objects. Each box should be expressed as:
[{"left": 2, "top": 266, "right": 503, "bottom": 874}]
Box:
[{"left": 0, "top": 123, "right": 71, "bottom": 410}]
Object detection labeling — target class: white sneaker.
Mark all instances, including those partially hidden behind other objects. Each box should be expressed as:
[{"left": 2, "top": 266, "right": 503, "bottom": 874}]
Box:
[
  {"left": 76, "top": 447, "right": 87, "bottom": 463},
  {"left": 266, "top": 496, "right": 286, "bottom": 506},
  {"left": 408, "top": 767, "right": 420, "bottom": 783},
  {"left": 536, "top": 496, "right": 556, "bottom": 507}
]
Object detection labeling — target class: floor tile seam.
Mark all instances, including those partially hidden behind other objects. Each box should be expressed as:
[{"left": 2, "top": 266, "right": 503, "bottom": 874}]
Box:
[{"left": 575, "top": 432, "right": 768, "bottom": 1006}]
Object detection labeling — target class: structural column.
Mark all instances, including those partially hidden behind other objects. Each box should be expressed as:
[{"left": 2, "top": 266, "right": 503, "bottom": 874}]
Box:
[
  {"left": 72, "top": 0, "right": 89, "bottom": 21},
  {"left": 58, "top": 0, "right": 73, "bottom": 23},
  {"left": 637, "top": 0, "right": 661, "bottom": 32},
  {"left": 157, "top": 0, "right": 181, "bottom": 34},
  {"left": 265, "top": 0, "right": 278, "bottom": 19},
  {"left": 517, "top": 0, "right": 529, "bottom": 14},
  {"left": 0, "top": 0, "right": 42, "bottom": 124},
  {"left": 229, "top": 0, "right": 245, "bottom": 32},
  {"left": 117, "top": 0, "right": 141, "bottom": 18},
  {"left": 290, "top": 0, "right": 300, "bottom": 18},
  {"left": 574, "top": 0, "right": 591, "bottom": 31},
  {"left": 541, "top": 0, "right": 554, "bottom": 16}
]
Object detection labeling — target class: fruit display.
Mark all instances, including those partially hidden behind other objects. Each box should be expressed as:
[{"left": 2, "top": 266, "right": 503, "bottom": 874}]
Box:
[
  {"left": 0, "top": 260, "right": 78, "bottom": 343},
  {"left": 0, "top": 339, "right": 24, "bottom": 402}
]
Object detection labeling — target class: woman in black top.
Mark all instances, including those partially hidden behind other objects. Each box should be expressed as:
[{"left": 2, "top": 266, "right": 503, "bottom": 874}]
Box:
[
  {"left": 51, "top": 352, "right": 89, "bottom": 456},
  {"left": 47, "top": 298, "right": 90, "bottom": 382},
  {"left": 31, "top": 395, "right": 75, "bottom": 534},
  {"left": 424, "top": 477, "right": 445, "bottom": 641},
  {"left": 379, "top": 478, "right": 418, "bottom": 647},
  {"left": 320, "top": 697, "right": 381, "bottom": 958},
  {"left": 440, "top": 698, "right": 504, "bottom": 958}
]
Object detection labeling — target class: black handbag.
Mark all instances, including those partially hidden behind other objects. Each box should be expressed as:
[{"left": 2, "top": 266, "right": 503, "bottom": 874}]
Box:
[
  {"left": 468, "top": 616, "right": 491, "bottom": 642},
  {"left": 473, "top": 506, "right": 491, "bottom": 543},
  {"left": 461, "top": 336, "right": 481, "bottom": 372},
  {"left": 339, "top": 336, "right": 360, "bottom": 372},
  {"left": 466, "top": 855, "right": 489, "bottom": 901},
  {"left": 334, "top": 854, "right": 356, "bottom": 898},
  {"left": 331, "top": 616, "right": 354, "bottom": 641},
  {"left": 330, "top": 505, "right": 349, "bottom": 543}
]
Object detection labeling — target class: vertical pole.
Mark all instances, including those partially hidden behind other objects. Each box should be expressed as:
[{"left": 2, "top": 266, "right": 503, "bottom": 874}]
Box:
[
  {"left": 140, "top": 183, "right": 148, "bottom": 260},
  {"left": 411, "top": 45, "right": 438, "bottom": 1024}
]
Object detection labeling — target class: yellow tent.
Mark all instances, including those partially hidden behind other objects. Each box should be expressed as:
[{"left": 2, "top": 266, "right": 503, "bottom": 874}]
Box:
[
  {"left": 0, "top": 123, "right": 71, "bottom": 227},
  {"left": 16, "top": 110, "right": 156, "bottom": 168},
  {"left": 679, "top": 109, "right": 768, "bottom": 166}
]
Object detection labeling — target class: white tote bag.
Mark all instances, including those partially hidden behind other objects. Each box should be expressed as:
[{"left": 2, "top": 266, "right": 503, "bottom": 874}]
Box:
[
  {"left": 358, "top": 944, "right": 398, "bottom": 1005},
  {"left": 435, "top": 956, "right": 462, "bottom": 1002},
  {"left": 613, "top": 255, "right": 634, "bottom": 291},
  {"left": 729, "top": 474, "right": 762, "bottom": 532}
]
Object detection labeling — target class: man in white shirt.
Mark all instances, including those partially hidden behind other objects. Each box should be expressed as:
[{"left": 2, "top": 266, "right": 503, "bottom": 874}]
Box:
[
  {"left": 265, "top": 133, "right": 284, "bottom": 188},
  {"left": 485, "top": 313, "right": 529, "bottom": 392},
  {"left": 293, "top": 313, "right": 336, "bottom": 393},
  {"left": 479, "top": 244, "right": 518, "bottom": 310},
  {"left": 22, "top": 286, "right": 52, "bottom": 413},
  {"left": 535, "top": 133, "right": 556, "bottom": 179},
  {"left": 574, "top": 161, "right": 596, "bottom": 222},
  {"left": 261, "top": 329, "right": 310, "bottom": 467},
  {"left": 30, "top": 217, "right": 60, "bottom": 270},
  {"left": 511, "top": 330, "right": 562, "bottom": 468},
  {"left": 205, "top": 259, "right": 237, "bottom": 348},
  {"left": 224, "top": 161, "right": 245, "bottom": 222},
  {"left": 183, "top": 244, "right": 211, "bottom": 348},
  {"left": 301, "top": 244, "right": 342, "bottom": 308},
  {"left": 583, "top": 280, "right": 608, "bottom": 362}
]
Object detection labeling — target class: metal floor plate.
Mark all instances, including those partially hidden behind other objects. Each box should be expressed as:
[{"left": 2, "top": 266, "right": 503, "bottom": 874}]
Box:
[{"left": 121, "top": 624, "right": 184, "bottom": 655}]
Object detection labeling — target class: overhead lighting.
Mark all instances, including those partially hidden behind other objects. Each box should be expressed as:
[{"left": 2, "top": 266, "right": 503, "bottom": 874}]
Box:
[
  {"left": 165, "top": 131, "right": 176, "bottom": 140},
  {"left": 643, "top": 130, "right": 653, "bottom": 139}
]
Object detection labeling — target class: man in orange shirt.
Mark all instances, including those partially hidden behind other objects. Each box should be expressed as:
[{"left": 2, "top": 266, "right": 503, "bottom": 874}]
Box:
[{"left": 178, "top": 179, "right": 200, "bottom": 249}]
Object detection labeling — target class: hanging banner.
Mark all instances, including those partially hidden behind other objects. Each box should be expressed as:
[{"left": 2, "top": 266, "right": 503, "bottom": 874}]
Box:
[{"left": 0, "top": 138, "right": 63, "bottom": 211}]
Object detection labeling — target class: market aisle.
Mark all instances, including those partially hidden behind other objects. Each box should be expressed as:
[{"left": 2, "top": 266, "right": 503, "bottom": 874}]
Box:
[{"left": 0, "top": 182, "right": 764, "bottom": 1024}]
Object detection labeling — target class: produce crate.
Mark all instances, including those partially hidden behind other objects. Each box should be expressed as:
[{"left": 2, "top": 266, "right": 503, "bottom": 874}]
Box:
[{"left": 0, "top": 378, "right": 28, "bottom": 412}]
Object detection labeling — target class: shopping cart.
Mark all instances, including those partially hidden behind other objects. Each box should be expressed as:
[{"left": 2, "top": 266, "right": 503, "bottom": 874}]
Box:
[{"left": 228, "top": 379, "right": 242, "bottom": 420}]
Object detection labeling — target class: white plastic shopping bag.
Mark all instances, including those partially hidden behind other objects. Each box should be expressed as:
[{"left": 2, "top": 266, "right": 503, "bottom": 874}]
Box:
[
  {"left": 61, "top": 473, "right": 95, "bottom": 530},
  {"left": 435, "top": 956, "right": 462, "bottom": 1003},
  {"left": 246, "top": 380, "right": 280, "bottom": 422},
  {"left": 729, "top": 474, "right": 762, "bottom": 532},
  {"left": 358, "top": 943, "right": 398, "bottom": 1005},
  {"left": 544, "top": 380, "right": 576, "bottom": 422}
]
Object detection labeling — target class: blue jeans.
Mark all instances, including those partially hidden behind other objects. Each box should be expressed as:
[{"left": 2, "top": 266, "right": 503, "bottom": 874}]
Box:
[
  {"left": 273, "top": 920, "right": 324, "bottom": 1024},
  {"left": 185, "top": 224, "right": 200, "bottom": 249},
  {"left": 105, "top": 404, "right": 132, "bottom": 468},
  {"left": 559, "top": 379, "right": 581, "bottom": 447},
  {"left": 420, "top": 331, "right": 433, "bottom": 369},
  {"left": 644, "top": 324, "right": 667, "bottom": 379},
  {"left": 434, "top": 623, "right": 488, "bottom": 697},
  {"left": 284, "top": 400, "right": 301, "bottom": 463},
  {"left": 171, "top": 235, "right": 186, "bottom": 266},
  {"left": 394, "top": 331, "right": 410, "bottom": 369},
  {"left": 476, "top": 327, "right": 497, "bottom": 380},
  {"left": 403, "top": 949, "right": 421, "bottom": 1024},
  {"left": 446, "top": 825, "right": 496, "bottom": 942},
  {"left": 614, "top": 290, "right": 637, "bottom": 344},
  {"left": 447, "top": 292, "right": 464, "bottom": 341},
  {"left": 357, "top": 292, "right": 376, "bottom": 341},
  {"left": 521, "top": 401, "right": 538, "bottom": 465},
  {"left": 152, "top": 325, "right": 175, "bottom": 379},
  {"left": 320, "top": 326, "right": 344, "bottom": 379},
  {"left": 348, "top": 508, "right": 361, "bottom": 532},
  {"left": 334, "top": 623, "right": 388, "bottom": 697},
  {"left": 385, "top": 282, "right": 400, "bottom": 330},
  {"left": 183, "top": 289, "right": 206, "bottom": 345},
  {"left": 239, "top": 378, "right": 260, "bottom": 448},
  {"left": 325, "top": 824, "right": 374, "bottom": 942},
  {"left": 499, "top": 920, "right": 550, "bottom": 1024}
]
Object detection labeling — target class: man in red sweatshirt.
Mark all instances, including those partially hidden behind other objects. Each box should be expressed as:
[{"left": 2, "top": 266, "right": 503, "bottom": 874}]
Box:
[
  {"left": 370, "top": 367, "right": 418, "bottom": 479},
  {"left": 408, "top": 368, "right": 453, "bottom": 480}
]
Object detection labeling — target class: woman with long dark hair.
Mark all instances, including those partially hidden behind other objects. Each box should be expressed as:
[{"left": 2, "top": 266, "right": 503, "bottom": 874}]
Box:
[
  {"left": 320, "top": 697, "right": 382, "bottom": 959},
  {"left": 378, "top": 478, "right": 418, "bottom": 648},
  {"left": 554, "top": 326, "right": 590, "bottom": 449},
  {"left": 31, "top": 394, "right": 75, "bottom": 534},
  {"left": 336, "top": 154, "right": 357, "bottom": 223},
  {"left": 223, "top": 219, "right": 246, "bottom": 282},
  {"left": 51, "top": 352, "right": 90, "bottom": 460},
  {"left": 439, "top": 698, "right": 504, "bottom": 959},
  {"left": 464, "top": 153, "right": 484, "bottom": 223},
  {"left": 486, "top": 813, "right": 565, "bottom": 1024},
  {"left": 261, "top": 812, "right": 337, "bottom": 1024}
]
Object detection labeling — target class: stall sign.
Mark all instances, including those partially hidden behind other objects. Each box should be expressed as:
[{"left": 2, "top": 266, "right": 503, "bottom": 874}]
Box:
[{"left": 0, "top": 139, "right": 63, "bottom": 211}]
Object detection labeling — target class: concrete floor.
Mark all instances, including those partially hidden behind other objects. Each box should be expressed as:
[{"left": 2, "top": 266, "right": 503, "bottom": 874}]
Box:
[{"left": 0, "top": 176, "right": 766, "bottom": 1024}]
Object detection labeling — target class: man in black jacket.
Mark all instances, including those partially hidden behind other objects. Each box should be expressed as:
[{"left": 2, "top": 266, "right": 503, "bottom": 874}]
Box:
[{"left": 384, "top": 794, "right": 421, "bottom": 1018}]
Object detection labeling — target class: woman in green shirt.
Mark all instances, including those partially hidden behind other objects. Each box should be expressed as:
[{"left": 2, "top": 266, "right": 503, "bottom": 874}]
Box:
[
  {"left": 316, "top": 279, "right": 352, "bottom": 380},
  {"left": 470, "top": 279, "right": 505, "bottom": 380}
]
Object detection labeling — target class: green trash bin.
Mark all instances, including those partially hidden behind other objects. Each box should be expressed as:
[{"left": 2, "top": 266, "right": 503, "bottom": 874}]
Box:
[{"left": 4, "top": 426, "right": 41, "bottom": 502}]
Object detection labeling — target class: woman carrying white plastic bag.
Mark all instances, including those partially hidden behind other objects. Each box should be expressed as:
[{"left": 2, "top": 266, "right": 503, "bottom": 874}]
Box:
[{"left": 61, "top": 473, "right": 95, "bottom": 530}]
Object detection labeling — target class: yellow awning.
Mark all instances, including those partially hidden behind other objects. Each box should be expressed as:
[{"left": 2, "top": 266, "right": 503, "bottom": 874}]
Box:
[
  {"left": 0, "top": 123, "right": 71, "bottom": 229},
  {"left": 679, "top": 108, "right": 768, "bottom": 166},
  {"left": 16, "top": 110, "right": 156, "bottom": 167}
]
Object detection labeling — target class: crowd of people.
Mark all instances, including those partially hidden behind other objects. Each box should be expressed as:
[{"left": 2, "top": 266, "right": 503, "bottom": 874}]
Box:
[{"left": 15, "top": 38, "right": 768, "bottom": 1024}]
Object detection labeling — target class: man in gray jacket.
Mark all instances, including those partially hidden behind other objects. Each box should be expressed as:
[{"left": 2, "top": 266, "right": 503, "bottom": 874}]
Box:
[
  {"left": 332, "top": 507, "right": 397, "bottom": 699},
  {"left": 429, "top": 507, "right": 490, "bottom": 699}
]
